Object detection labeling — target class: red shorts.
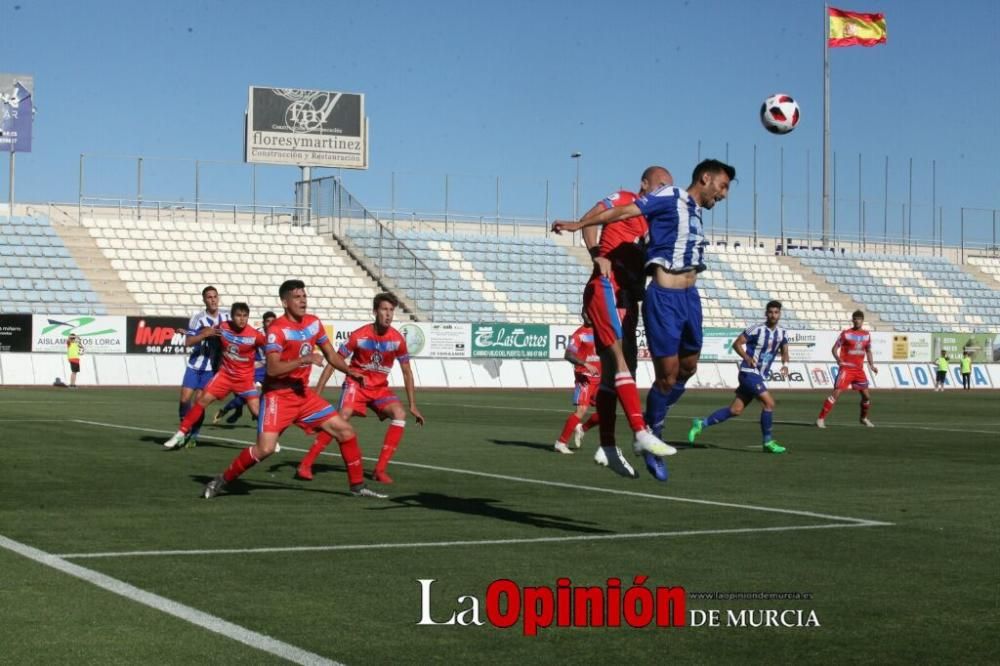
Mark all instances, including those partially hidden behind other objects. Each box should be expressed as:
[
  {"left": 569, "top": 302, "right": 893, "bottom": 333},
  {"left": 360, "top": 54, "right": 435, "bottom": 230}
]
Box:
[
  {"left": 573, "top": 378, "right": 599, "bottom": 406},
  {"left": 259, "top": 389, "right": 337, "bottom": 434},
  {"left": 338, "top": 380, "right": 400, "bottom": 417},
  {"left": 583, "top": 275, "right": 639, "bottom": 351},
  {"left": 835, "top": 366, "right": 869, "bottom": 391},
  {"left": 204, "top": 371, "right": 259, "bottom": 401}
]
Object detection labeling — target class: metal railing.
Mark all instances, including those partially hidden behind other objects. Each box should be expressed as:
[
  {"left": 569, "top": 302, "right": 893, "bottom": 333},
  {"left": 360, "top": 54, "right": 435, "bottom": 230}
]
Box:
[
  {"left": 301, "top": 176, "right": 438, "bottom": 319},
  {"left": 76, "top": 197, "right": 306, "bottom": 228}
]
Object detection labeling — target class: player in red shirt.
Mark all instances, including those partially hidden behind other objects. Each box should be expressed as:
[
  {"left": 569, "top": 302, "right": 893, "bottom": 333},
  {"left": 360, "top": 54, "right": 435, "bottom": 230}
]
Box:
[
  {"left": 297, "top": 292, "right": 425, "bottom": 484},
  {"left": 201, "top": 279, "right": 384, "bottom": 499},
  {"left": 164, "top": 302, "right": 265, "bottom": 449},
  {"left": 816, "top": 310, "right": 879, "bottom": 428},
  {"left": 554, "top": 316, "right": 601, "bottom": 454},
  {"left": 553, "top": 166, "right": 675, "bottom": 478}
]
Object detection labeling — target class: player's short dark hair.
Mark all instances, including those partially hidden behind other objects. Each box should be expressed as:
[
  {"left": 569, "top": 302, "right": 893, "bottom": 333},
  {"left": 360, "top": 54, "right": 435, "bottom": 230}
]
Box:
[
  {"left": 202, "top": 285, "right": 218, "bottom": 298},
  {"left": 279, "top": 279, "right": 306, "bottom": 300},
  {"left": 766, "top": 300, "right": 782, "bottom": 311},
  {"left": 852, "top": 310, "right": 865, "bottom": 319},
  {"left": 231, "top": 302, "right": 250, "bottom": 316},
  {"left": 691, "top": 159, "right": 736, "bottom": 185},
  {"left": 262, "top": 311, "right": 277, "bottom": 320},
  {"left": 373, "top": 292, "right": 399, "bottom": 310}
]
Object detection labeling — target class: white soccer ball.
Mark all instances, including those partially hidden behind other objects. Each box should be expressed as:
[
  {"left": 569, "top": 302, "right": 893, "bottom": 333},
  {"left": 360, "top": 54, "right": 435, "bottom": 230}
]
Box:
[{"left": 760, "top": 94, "right": 800, "bottom": 135}]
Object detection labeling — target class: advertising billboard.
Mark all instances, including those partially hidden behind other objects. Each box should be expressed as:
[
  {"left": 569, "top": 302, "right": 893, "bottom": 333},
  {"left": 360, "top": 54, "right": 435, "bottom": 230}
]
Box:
[
  {"left": 0, "top": 73, "right": 33, "bottom": 152},
  {"left": 245, "top": 87, "right": 367, "bottom": 168}
]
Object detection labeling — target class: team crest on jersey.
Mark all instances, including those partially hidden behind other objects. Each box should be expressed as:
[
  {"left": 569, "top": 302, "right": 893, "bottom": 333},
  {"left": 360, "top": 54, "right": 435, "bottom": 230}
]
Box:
[
  {"left": 299, "top": 343, "right": 313, "bottom": 357},
  {"left": 267, "top": 333, "right": 277, "bottom": 344}
]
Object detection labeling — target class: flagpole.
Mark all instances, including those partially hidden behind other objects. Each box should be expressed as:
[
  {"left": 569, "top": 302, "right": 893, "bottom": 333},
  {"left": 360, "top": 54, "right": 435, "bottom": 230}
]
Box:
[{"left": 822, "top": 2, "right": 831, "bottom": 249}]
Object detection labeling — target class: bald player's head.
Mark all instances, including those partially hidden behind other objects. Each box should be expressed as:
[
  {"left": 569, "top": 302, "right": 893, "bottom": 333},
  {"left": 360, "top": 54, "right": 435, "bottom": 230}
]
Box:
[{"left": 640, "top": 166, "right": 673, "bottom": 195}]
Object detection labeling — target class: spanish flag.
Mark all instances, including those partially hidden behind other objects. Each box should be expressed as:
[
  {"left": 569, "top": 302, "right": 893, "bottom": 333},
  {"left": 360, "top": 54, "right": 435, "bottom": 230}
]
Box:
[{"left": 828, "top": 7, "right": 887, "bottom": 47}]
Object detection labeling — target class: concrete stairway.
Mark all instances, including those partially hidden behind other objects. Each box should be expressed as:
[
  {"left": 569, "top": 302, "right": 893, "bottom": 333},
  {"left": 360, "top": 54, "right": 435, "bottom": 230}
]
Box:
[{"left": 49, "top": 220, "right": 140, "bottom": 315}]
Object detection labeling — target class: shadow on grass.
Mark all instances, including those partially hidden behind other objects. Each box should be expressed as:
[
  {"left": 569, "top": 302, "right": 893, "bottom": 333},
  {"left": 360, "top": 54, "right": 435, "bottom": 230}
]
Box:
[
  {"left": 487, "top": 438, "right": 559, "bottom": 452},
  {"left": 369, "top": 491, "right": 612, "bottom": 534},
  {"left": 188, "top": 474, "right": 350, "bottom": 498}
]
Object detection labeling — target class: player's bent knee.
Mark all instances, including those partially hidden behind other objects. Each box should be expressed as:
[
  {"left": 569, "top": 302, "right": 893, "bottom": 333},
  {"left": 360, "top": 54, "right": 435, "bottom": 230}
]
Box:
[{"left": 653, "top": 377, "right": 676, "bottom": 393}]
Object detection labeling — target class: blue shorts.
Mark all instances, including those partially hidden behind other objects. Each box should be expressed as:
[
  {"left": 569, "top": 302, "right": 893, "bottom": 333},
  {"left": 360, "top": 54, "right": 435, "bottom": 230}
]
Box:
[
  {"left": 736, "top": 372, "right": 768, "bottom": 398},
  {"left": 254, "top": 367, "right": 266, "bottom": 384},
  {"left": 642, "top": 284, "right": 703, "bottom": 358},
  {"left": 182, "top": 366, "right": 216, "bottom": 391}
]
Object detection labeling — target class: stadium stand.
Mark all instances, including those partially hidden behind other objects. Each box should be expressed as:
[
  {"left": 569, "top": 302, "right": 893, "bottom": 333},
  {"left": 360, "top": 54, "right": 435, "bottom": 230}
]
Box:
[
  {"left": 0, "top": 215, "right": 106, "bottom": 314},
  {"left": 967, "top": 256, "right": 1000, "bottom": 289},
  {"left": 77, "top": 216, "right": 382, "bottom": 320},
  {"left": 344, "top": 228, "right": 590, "bottom": 324},
  {"left": 791, "top": 250, "right": 1000, "bottom": 332},
  {"left": 6, "top": 206, "right": 997, "bottom": 334},
  {"left": 700, "top": 245, "right": 856, "bottom": 328}
]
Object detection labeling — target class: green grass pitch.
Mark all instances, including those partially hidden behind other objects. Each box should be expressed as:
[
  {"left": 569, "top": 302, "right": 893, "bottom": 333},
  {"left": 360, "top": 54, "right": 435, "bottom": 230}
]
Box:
[{"left": 1, "top": 386, "right": 997, "bottom": 664}]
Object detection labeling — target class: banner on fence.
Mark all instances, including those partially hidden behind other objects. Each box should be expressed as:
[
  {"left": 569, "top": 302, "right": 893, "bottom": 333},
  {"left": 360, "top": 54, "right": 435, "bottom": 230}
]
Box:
[{"left": 31, "top": 315, "right": 126, "bottom": 354}]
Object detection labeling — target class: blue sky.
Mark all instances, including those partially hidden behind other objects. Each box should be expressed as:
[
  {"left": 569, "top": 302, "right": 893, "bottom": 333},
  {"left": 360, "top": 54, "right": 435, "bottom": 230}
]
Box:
[{"left": 2, "top": 0, "right": 998, "bottom": 244}]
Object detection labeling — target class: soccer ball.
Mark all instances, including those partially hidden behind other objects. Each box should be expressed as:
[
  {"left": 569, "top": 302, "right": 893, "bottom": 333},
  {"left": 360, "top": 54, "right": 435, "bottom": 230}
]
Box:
[{"left": 760, "top": 94, "right": 800, "bottom": 134}]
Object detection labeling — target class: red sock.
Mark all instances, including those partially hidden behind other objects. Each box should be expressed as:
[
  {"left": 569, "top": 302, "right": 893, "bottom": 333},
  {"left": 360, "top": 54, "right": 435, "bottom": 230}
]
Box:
[
  {"left": 596, "top": 386, "right": 617, "bottom": 445},
  {"left": 860, "top": 399, "right": 871, "bottom": 419},
  {"left": 376, "top": 421, "right": 406, "bottom": 473},
  {"left": 338, "top": 435, "right": 365, "bottom": 486},
  {"left": 818, "top": 395, "right": 837, "bottom": 420},
  {"left": 179, "top": 403, "right": 206, "bottom": 434},
  {"left": 614, "top": 372, "right": 646, "bottom": 432},
  {"left": 557, "top": 413, "right": 581, "bottom": 444},
  {"left": 222, "top": 447, "right": 260, "bottom": 483},
  {"left": 299, "top": 431, "right": 334, "bottom": 471},
  {"left": 581, "top": 412, "right": 600, "bottom": 431}
]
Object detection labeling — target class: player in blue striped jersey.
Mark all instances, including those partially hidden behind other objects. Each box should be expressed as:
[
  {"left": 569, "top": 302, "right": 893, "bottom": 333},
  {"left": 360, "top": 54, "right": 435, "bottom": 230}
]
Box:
[
  {"left": 214, "top": 311, "right": 277, "bottom": 424},
  {"left": 688, "top": 301, "right": 790, "bottom": 453},
  {"left": 177, "top": 286, "right": 230, "bottom": 446},
  {"left": 551, "top": 159, "right": 735, "bottom": 480}
]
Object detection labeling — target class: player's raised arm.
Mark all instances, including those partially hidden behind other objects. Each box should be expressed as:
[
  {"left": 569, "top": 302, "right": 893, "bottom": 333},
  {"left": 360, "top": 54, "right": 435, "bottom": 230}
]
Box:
[
  {"left": 551, "top": 202, "right": 641, "bottom": 234},
  {"left": 579, "top": 200, "right": 607, "bottom": 249}
]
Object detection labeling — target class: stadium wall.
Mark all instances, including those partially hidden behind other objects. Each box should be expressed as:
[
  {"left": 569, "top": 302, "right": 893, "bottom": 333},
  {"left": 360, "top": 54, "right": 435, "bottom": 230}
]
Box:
[{"left": 2, "top": 353, "right": 998, "bottom": 390}]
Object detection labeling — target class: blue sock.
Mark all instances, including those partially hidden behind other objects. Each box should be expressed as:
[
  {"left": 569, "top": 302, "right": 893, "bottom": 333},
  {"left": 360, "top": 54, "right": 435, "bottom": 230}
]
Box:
[
  {"left": 645, "top": 382, "right": 688, "bottom": 438},
  {"left": 704, "top": 407, "right": 733, "bottom": 427},
  {"left": 179, "top": 401, "right": 190, "bottom": 421},
  {"left": 223, "top": 396, "right": 245, "bottom": 412},
  {"left": 761, "top": 410, "right": 774, "bottom": 442},
  {"left": 644, "top": 385, "right": 670, "bottom": 438}
]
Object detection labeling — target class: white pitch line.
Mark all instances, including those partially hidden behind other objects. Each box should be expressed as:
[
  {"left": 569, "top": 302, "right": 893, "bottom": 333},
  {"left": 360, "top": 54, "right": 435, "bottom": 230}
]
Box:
[
  {"left": 57, "top": 522, "right": 885, "bottom": 560},
  {"left": 72, "top": 419, "right": 892, "bottom": 526},
  {"left": 0, "top": 534, "right": 341, "bottom": 666},
  {"left": 422, "top": 403, "right": 1000, "bottom": 433}
]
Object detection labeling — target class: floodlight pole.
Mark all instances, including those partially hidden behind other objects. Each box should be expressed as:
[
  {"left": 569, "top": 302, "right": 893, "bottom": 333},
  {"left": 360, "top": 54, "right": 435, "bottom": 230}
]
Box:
[
  {"left": 7, "top": 151, "right": 13, "bottom": 220},
  {"left": 822, "top": 3, "right": 832, "bottom": 249},
  {"left": 571, "top": 152, "right": 582, "bottom": 220}
]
